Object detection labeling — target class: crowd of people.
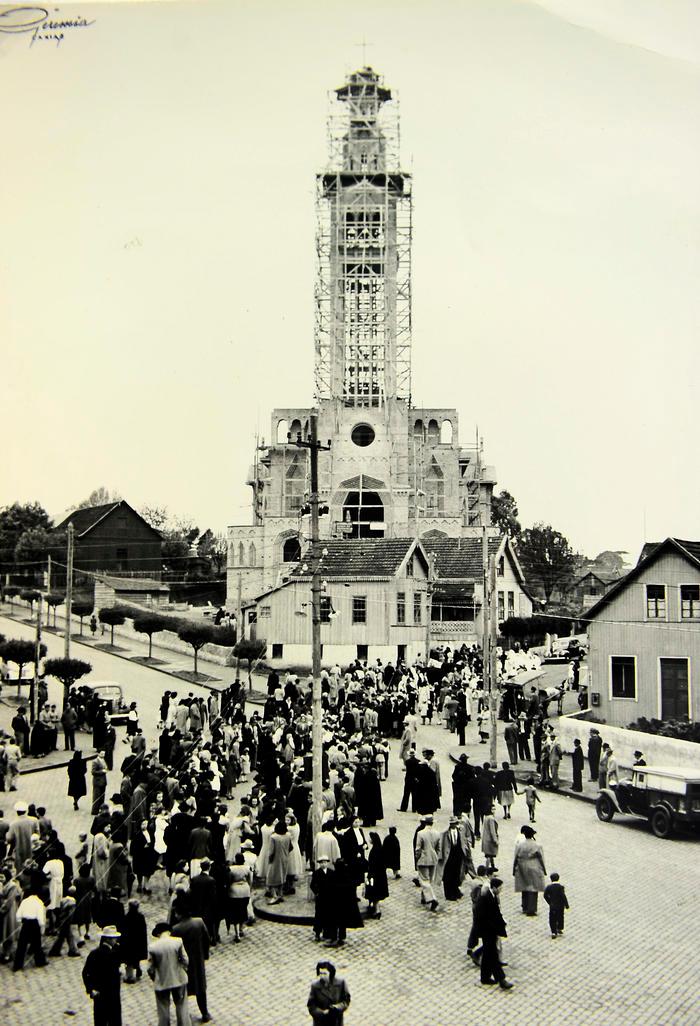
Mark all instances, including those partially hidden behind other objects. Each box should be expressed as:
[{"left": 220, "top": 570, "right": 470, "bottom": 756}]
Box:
[{"left": 0, "top": 642, "right": 593, "bottom": 1021}]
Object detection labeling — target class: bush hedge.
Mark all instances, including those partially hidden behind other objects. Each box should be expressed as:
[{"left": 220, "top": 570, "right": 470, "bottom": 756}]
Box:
[{"left": 627, "top": 717, "right": 700, "bottom": 745}]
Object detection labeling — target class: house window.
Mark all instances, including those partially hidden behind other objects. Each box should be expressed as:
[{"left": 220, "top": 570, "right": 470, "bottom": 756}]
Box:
[
  {"left": 507, "top": 591, "right": 515, "bottom": 618},
  {"left": 646, "top": 584, "right": 666, "bottom": 619},
  {"left": 320, "top": 596, "right": 332, "bottom": 624},
  {"left": 681, "top": 585, "right": 700, "bottom": 619},
  {"left": 497, "top": 556, "right": 505, "bottom": 577},
  {"left": 352, "top": 596, "right": 367, "bottom": 624},
  {"left": 116, "top": 547, "right": 128, "bottom": 570},
  {"left": 406, "top": 557, "right": 414, "bottom": 578},
  {"left": 497, "top": 591, "right": 505, "bottom": 622},
  {"left": 610, "top": 656, "right": 636, "bottom": 699},
  {"left": 272, "top": 643, "right": 283, "bottom": 659},
  {"left": 397, "top": 592, "right": 406, "bottom": 624},
  {"left": 413, "top": 593, "right": 422, "bottom": 624},
  {"left": 259, "top": 605, "right": 271, "bottom": 618}
]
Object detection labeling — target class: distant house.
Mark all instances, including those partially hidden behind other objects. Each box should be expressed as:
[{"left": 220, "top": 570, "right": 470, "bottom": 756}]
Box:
[
  {"left": 563, "top": 569, "right": 623, "bottom": 612},
  {"left": 585, "top": 538, "right": 700, "bottom": 727},
  {"left": 247, "top": 538, "right": 430, "bottom": 667},
  {"left": 420, "top": 532, "right": 533, "bottom": 648},
  {"left": 94, "top": 575, "right": 170, "bottom": 610},
  {"left": 53, "top": 500, "right": 162, "bottom": 579}
]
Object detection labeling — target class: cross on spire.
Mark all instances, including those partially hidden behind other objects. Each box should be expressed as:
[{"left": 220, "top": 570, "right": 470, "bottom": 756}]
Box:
[{"left": 354, "top": 37, "right": 373, "bottom": 66}]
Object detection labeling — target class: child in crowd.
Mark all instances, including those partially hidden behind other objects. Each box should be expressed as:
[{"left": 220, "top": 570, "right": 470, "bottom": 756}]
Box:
[
  {"left": 523, "top": 776, "right": 542, "bottom": 823},
  {"left": 382, "top": 826, "right": 401, "bottom": 879},
  {"left": 543, "top": 872, "right": 570, "bottom": 938},
  {"left": 476, "top": 713, "right": 489, "bottom": 744}
]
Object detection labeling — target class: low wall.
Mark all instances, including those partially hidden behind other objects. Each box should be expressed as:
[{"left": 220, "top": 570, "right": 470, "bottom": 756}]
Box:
[{"left": 556, "top": 711, "right": 700, "bottom": 772}]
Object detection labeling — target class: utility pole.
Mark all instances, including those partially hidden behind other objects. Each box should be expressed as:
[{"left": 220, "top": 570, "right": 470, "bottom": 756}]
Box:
[
  {"left": 424, "top": 553, "right": 434, "bottom": 666},
  {"left": 235, "top": 573, "right": 243, "bottom": 684},
  {"left": 482, "top": 526, "right": 499, "bottom": 764},
  {"left": 31, "top": 593, "right": 43, "bottom": 725},
  {"left": 290, "top": 413, "right": 331, "bottom": 845},
  {"left": 64, "top": 524, "right": 74, "bottom": 659},
  {"left": 46, "top": 554, "right": 52, "bottom": 626}
]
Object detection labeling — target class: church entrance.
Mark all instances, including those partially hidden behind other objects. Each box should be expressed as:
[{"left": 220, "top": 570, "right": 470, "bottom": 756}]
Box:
[{"left": 342, "top": 488, "right": 384, "bottom": 538}]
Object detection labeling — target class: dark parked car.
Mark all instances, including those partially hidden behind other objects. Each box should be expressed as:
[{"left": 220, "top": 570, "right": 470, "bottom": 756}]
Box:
[{"left": 596, "top": 766, "right": 700, "bottom": 839}]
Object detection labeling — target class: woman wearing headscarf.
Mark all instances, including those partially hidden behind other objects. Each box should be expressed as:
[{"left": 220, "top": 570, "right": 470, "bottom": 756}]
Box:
[
  {"left": 513, "top": 825, "right": 547, "bottom": 915},
  {"left": 67, "top": 751, "right": 87, "bottom": 812}
]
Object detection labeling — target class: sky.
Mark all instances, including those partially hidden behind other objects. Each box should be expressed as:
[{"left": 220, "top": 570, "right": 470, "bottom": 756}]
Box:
[{"left": 2, "top": 0, "right": 698, "bottom": 560}]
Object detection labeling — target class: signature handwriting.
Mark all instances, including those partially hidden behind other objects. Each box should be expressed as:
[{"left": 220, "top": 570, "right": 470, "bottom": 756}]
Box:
[{"left": 0, "top": 6, "right": 95, "bottom": 47}]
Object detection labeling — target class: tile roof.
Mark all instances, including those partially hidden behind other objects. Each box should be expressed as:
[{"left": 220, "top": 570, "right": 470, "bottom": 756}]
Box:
[
  {"left": 291, "top": 539, "right": 418, "bottom": 579},
  {"left": 98, "top": 576, "right": 169, "bottom": 593},
  {"left": 420, "top": 535, "right": 501, "bottom": 579}
]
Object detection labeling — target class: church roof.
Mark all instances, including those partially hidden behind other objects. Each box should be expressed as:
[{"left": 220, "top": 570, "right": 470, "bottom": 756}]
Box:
[{"left": 291, "top": 538, "right": 426, "bottom": 580}]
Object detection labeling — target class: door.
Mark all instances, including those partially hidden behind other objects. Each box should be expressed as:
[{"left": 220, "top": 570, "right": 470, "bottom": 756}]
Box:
[{"left": 660, "top": 658, "right": 689, "bottom": 721}]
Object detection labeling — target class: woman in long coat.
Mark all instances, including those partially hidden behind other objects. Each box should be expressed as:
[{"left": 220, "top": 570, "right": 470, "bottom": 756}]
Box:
[
  {"left": 131, "top": 822, "right": 158, "bottom": 894},
  {"left": 364, "top": 832, "right": 388, "bottom": 918},
  {"left": 354, "top": 764, "right": 383, "bottom": 827},
  {"left": 266, "top": 820, "right": 293, "bottom": 904},
  {"left": 67, "top": 751, "right": 87, "bottom": 811},
  {"left": 331, "top": 858, "right": 364, "bottom": 944},
  {"left": 480, "top": 806, "right": 499, "bottom": 870},
  {"left": 513, "top": 826, "right": 547, "bottom": 915}
]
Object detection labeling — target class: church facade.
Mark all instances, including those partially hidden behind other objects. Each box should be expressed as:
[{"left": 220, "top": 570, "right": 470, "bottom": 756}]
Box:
[{"left": 227, "top": 67, "right": 497, "bottom": 608}]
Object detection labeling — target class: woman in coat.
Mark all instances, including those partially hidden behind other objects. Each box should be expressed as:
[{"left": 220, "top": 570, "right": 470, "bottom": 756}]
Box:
[
  {"left": 513, "top": 825, "right": 547, "bottom": 915},
  {"left": 67, "top": 751, "right": 87, "bottom": 811},
  {"left": 121, "top": 898, "right": 148, "bottom": 982},
  {"left": 330, "top": 858, "right": 364, "bottom": 946},
  {"left": 494, "top": 762, "right": 519, "bottom": 820},
  {"left": 480, "top": 806, "right": 499, "bottom": 870},
  {"left": 226, "top": 853, "right": 252, "bottom": 941},
  {"left": 364, "top": 832, "right": 388, "bottom": 919},
  {"left": 131, "top": 821, "right": 158, "bottom": 894},
  {"left": 266, "top": 820, "right": 293, "bottom": 904}
]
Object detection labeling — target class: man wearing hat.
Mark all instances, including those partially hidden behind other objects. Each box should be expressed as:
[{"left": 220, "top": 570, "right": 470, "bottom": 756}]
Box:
[
  {"left": 148, "top": 922, "right": 190, "bottom": 1026},
  {"left": 633, "top": 750, "right": 646, "bottom": 767},
  {"left": 414, "top": 814, "right": 441, "bottom": 912},
  {"left": 7, "top": 801, "right": 39, "bottom": 873},
  {"left": 82, "top": 924, "right": 123, "bottom": 1024},
  {"left": 310, "top": 855, "right": 337, "bottom": 942},
  {"left": 438, "top": 816, "right": 474, "bottom": 901}
]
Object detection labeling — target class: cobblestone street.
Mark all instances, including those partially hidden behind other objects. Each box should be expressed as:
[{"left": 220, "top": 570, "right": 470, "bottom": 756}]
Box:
[{"left": 1, "top": 614, "right": 698, "bottom": 1026}]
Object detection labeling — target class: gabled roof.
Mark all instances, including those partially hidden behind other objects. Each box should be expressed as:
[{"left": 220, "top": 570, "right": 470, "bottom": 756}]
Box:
[
  {"left": 290, "top": 538, "right": 428, "bottom": 581},
  {"left": 567, "top": 569, "right": 622, "bottom": 589},
  {"left": 419, "top": 534, "right": 500, "bottom": 578},
  {"left": 54, "top": 500, "right": 162, "bottom": 539},
  {"left": 585, "top": 537, "right": 700, "bottom": 621},
  {"left": 97, "top": 575, "right": 169, "bottom": 593}
]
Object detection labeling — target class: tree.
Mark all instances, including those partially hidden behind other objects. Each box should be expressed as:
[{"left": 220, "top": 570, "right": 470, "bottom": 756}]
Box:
[
  {"left": 491, "top": 490, "right": 521, "bottom": 538},
  {"left": 0, "top": 502, "right": 52, "bottom": 564},
  {"left": 198, "top": 530, "right": 228, "bottom": 575},
  {"left": 139, "top": 505, "right": 170, "bottom": 531},
  {"left": 44, "top": 656, "right": 92, "bottom": 711},
  {"left": 133, "top": 613, "right": 166, "bottom": 660},
  {"left": 0, "top": 638, "right": 47, "bottom": 683},
  {"left": 177, "top": 623, "right": 214, "bottom": 676},
  {"left": 516, "top": 523, "right": 578, "bottom": 608},
  {"left": 3, "top": 586, "right": 19, "bottom": 608},
  {"left": 232, "top": 638, "right": 266, "bottom": 689},
  {"left": 46, "top": 591, "right": 65, "bottom": 627},
  {"left": 14, "top": 526, "right": 67, "bottom": 567},
  {"left": 75, "top": 487, "right": 121, "bottom": 509},
  {"left": 98, "top": 606, "right": 127, "bottom": 646},
  {"left": 19, "top": 589, "right": 40, "bottom": 617},
  {"left": 72, "top": 599, "right": 94, "bottom": 636}
]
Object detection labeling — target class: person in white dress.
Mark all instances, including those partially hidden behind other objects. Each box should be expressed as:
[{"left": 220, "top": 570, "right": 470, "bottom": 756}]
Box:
[
  {"left": 43, "top": 857, "right": 64, "bottom": 931},
  {"left": 254, "top": 816, "right": 276, "bottom": 882},
  {"left": 285, "top": 812, "right": 303, "bottom": 887}
]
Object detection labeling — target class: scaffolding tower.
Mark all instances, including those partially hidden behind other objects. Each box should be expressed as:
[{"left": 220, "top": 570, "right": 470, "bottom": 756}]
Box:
[{"left": 315, "top": 67, "right": 412, "bottom": 406}]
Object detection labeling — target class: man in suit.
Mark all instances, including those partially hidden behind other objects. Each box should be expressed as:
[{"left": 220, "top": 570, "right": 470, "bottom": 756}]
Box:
[
  {"left": 438, "top": 816, "right": 474, "bottom": 900},
  {"left": 414, "top": 814, "right": 441, "bottom": 912},
  {"left": 474, "top": 878, "right": 513, "bottom": 990},
  {"left": 188, "top": 859, "right": 218, "bottom": 944},
  {"left": 82, "top": 924, "right": 122, "bottom": 1025},
  {"left": 171, "top": 905, "right": 211, "bottom": 1023},
  {"left": 148, "top": 922, "right": 191, "bottom": 1026},
  {"left": 310, "top": 855, "right": 336, "bottom": 941}
]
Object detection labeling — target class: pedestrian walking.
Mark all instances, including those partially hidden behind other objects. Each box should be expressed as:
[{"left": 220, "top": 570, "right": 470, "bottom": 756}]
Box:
[
  {"left": 503, "top": 721, "right": 518, "bottom": 764},
  {"left": 494, "top": 762, "right": 518, "bottom": 819},
  {"left": 310, "top": 856, "right": 336, "bottom": 942},
  {"left": 414, "top": 814, "right": 441, "bottom": 912},
  {"left": 121, "top": 899, "right": 148, "bottom": 983},
  {"left": 473, "top": 878, "right": 513, "bottom": 990},
  {"left": 307, "top": 960, "right": 351, "bottom": 1025},
  {"left": 438, "top": 815, "right": 471, "bottom": 901},
  {"left": 148, "top": 922, "right": 191, "bottom": 1026},
  {"left": 571, "top": 739, "right": 584, "bottom": 792},
  {"left": 12, "top": 890, "right": 47, "bottom": 971},
  {"left": 91, "top": 752, "right": 109, "bottom": 815},
  {"left": 61, "top": 705, "right": 78, "bottom": 751},
  {"left": 523, "top": 777, "right": 541, "bottom": 822},
  {"left": 364, "top": 831, "right": 388, "bottom": 918},
  {"left": 480, "top": 806, "right": 499, "bottom": 871},
  {"left": 171, "top": 905, "right": 212, "bottom": 1022},
  {"left": 543, "top": 872, "right": 570, "bottom": 938},
  {"left": 382, "top": 826, "right": 401, "bottom": 879},
  {"left": 67, "top": 751, "right": 87, "bottom": 811},
  {"left": 226, "top": 853, "right": 251, "bottom": 942},
  {"left": 513, "top": 825, "right": 547, "bottom": 916},
  {"left": 82, "top": 924, "right": 123, "bottom": 1026}
]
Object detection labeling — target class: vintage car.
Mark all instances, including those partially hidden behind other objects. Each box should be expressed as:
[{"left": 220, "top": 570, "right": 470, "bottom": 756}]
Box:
[
  {"left": 80, "top": 681, "right": 130, "bottom": 726},
  {"left": 596, "top": 765, "right": 700, "bottom": 839}
]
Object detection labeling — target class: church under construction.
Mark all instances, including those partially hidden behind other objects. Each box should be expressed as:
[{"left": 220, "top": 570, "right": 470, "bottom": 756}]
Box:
[{"left": 227, "top": 67, "right": 531, "bottom": 663}]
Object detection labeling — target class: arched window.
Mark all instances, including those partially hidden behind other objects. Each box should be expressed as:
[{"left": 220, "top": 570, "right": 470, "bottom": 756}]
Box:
[
  {"left": 229, "top": 543, "right": 236, "bottom": 567},
  {"left": 238, "top": 541, "right": 245, "bottom": 565},
  {"left": 249, "top": 542, "right": 257, "bottom": 565},
  {"left": 427, "top": 418, "right": 439, "bottom": 442},
  {"left": 289, "top": 418, "right": 302, "bottom": 441},
  {"left": 342, "top": 490, "right": 384, "bottom": 538},
  {"left": 440, "top": 420, "right": 453, "bottom": 445},
  {"left": 283, "top": 537, "right": 301, "bottom": 562},
  {"left": 425, "top": 460, "right": 444, "bottom": 512},
  {"left": 276, "top": 419, "right": 289, "bottom": 444},
  {"left": 413, "top": 419, "right": 424, "bottom": 438}
]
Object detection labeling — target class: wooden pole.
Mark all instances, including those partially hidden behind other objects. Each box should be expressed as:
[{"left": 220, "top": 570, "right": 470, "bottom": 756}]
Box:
[{"left": 64, "top": 524, "right": 74, "bottom": 659}]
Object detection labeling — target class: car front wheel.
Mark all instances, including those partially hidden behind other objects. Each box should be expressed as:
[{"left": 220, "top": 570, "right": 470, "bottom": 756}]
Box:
[
  {"left": 596, "top": 794, "right": 615, "bottom": 822},
  {"left": 650, "top": 807, "right": 674, "bottom": 839}
]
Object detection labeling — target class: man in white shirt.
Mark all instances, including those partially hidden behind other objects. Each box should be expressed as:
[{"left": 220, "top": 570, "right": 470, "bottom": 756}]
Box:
[{"left": 13, "top": 891, "right": 47, "bottom": 971}]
